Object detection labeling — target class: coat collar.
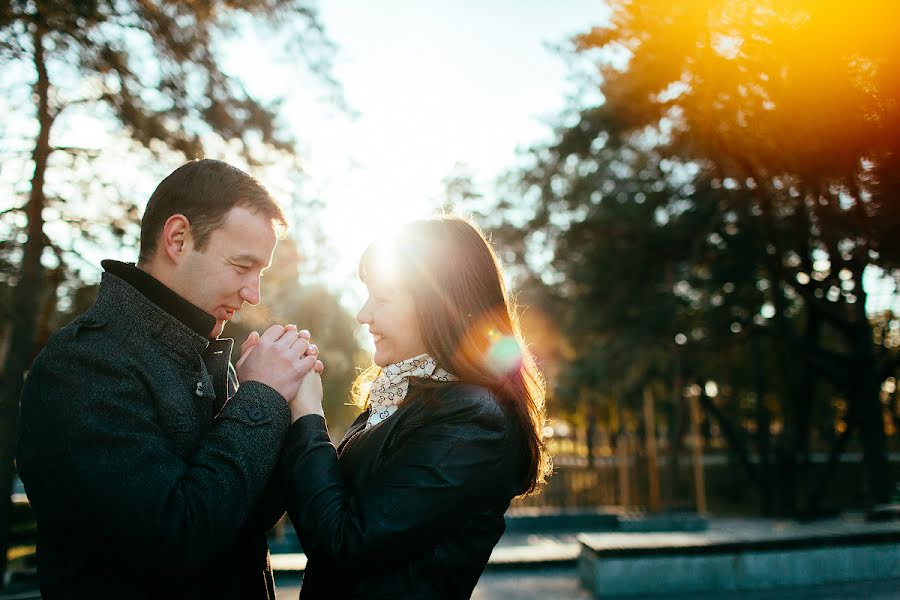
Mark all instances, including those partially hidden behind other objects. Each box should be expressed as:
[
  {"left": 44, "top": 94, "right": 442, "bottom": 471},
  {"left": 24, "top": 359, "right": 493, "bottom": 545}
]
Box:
[
  {"left": 90, "top": 266, "right": 225, "bottom": 365},
  {"left": 101, "top": 260, "right": 215, "bottom": 338}
]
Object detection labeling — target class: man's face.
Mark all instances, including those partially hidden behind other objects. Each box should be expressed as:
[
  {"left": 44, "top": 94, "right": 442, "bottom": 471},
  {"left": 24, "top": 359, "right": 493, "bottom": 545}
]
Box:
[{"left": 171, "top": 206, "right": 277, "bottom": 338}]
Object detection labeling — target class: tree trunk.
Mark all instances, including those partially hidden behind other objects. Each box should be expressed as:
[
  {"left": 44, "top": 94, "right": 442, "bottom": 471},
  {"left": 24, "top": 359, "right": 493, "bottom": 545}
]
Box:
[
  {"left": 667, "top": 352, "right": 685, "bottom": 506},
  {"left": 806, "top": 418, "right": 855, "bottom": 516},
  {"left": 848, "top": 266, "right": 892, "bottom": 508},
  {"left": 0, "top": 24, "right": 51, "bottom": 586},
  {"left": 697, "top": 391, "right": 759, "bottom": 488},
  {"left": 772, "top": 306, "right": 820, "bottom": 516},
  {"left": 852, "top": 336, "right": 892, "bottom": 507},
  {"left": 643, "top": 386, "right": 661, "bottom": 511},
  {"left": 750, "top": 335, "right": 773, "bottom": 515},
  {"left": 889, "top": 387, "right": 900, "bottom": 440},
  {"left": 586, "top": 406, "right": 597, "bottom": 469}
]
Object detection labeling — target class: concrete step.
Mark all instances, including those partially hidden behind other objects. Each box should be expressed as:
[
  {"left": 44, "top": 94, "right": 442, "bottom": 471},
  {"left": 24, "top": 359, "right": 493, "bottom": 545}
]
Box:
[{"left": 577, "top": 517, "right": 900, "bottom": 597}]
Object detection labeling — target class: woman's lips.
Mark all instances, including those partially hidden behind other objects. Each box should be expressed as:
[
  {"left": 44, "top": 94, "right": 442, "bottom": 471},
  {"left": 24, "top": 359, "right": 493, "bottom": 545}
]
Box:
[{"left": 372, "top": 333, "right": 384, "bottom": 343}]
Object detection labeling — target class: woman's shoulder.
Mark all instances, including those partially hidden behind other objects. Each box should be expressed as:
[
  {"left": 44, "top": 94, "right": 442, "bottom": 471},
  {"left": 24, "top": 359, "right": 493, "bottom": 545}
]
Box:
[
  {"left": 434, "top": 381, "right": 494, "bottom": 402},
  {"left": 429, "top": 382, "right": 508, "bottom": 423}
]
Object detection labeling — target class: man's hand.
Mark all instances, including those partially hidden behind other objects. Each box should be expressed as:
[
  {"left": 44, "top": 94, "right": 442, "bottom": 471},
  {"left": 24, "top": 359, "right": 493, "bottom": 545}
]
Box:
[
  {"left": 234, "top": 330, "right": 262, "bottom": 372},
  {"left": 236, "top": 325, "right": 317, "bottom": 401}
]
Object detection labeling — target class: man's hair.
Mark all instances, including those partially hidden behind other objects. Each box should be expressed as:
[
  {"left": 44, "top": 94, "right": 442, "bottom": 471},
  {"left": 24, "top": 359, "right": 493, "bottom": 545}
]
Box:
[{"left": 138, "top": 159, "right": 287, "bottom": 262}]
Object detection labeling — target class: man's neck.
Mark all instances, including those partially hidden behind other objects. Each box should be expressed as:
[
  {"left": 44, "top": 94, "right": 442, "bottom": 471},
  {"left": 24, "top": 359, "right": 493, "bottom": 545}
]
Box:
[{"left": 103, "top": 259, "right": 216, "bottom": 339}]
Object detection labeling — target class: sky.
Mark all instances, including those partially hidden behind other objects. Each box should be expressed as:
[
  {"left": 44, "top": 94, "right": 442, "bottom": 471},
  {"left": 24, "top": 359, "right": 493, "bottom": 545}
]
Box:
[
  {"left": 219, "top": 0, "right": 611, "bottom": 293},
  {"left": 4, "top": 1, "right": 895, "bottom": 314},
  {"left": 0, "top": 1, "right": 610, "bottom": 303}
]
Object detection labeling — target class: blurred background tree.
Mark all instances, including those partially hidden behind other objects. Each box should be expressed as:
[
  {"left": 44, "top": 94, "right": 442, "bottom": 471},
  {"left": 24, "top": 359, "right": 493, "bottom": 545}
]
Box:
[
  {"left": 0, "top": 0, "right": 345, "bottom": 582},
  {"left": 482, "top": 0, "right": 900, "bottom": 515}
]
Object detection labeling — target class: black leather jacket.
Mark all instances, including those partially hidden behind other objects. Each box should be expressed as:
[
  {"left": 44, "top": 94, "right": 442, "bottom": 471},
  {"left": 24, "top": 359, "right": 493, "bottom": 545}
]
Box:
[{"left": 281, "top": 382, "right": 529, "bottom": 599}]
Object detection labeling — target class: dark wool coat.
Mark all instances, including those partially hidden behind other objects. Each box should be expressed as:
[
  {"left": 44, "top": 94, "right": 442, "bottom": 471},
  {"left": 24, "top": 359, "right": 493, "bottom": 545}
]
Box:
[
  {"left": 16, "top": 268, "right": 291, "bottom": 599},
  {"left": 282, "top": 383, "right": 529, "bottom": 599}
]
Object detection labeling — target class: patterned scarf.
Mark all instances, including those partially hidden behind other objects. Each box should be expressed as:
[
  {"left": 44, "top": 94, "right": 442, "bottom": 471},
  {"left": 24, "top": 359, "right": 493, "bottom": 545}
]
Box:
[{"left": 365, "top": 353, "right": 457, "bottom": 429}]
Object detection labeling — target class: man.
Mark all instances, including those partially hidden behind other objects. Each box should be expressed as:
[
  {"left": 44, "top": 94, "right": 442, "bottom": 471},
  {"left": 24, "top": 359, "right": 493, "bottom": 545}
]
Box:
[{"left": 17, "top": 159, "right": 318, "bottom": 598}]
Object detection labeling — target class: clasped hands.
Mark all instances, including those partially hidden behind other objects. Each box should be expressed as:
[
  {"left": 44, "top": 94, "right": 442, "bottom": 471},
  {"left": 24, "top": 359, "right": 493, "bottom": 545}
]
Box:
[{"left": 235, "top": 324, "right": 325, "bottom": 422}]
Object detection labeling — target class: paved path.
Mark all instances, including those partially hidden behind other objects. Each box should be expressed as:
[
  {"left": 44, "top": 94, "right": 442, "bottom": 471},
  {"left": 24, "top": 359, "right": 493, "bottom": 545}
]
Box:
[
  {"left": 273, "top": 569, "right": 593, "bottom": 599},
  {"left": 2, "top": 567, "right": 897, "bottom": 599},
  {"left": 273, "top": 569, "right": 900, "bottom": 599}
]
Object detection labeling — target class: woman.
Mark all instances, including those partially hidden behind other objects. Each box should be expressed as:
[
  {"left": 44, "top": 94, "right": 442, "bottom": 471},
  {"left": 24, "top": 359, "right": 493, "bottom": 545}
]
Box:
[{"left": 281, "top": 216, "right": 550, "bottom": 599}]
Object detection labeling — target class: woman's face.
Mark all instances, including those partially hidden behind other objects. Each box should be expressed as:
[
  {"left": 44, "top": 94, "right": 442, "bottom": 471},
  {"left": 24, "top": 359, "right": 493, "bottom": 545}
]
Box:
[{"left": 357, "top": 274, "right": 428, "bottom": 367}]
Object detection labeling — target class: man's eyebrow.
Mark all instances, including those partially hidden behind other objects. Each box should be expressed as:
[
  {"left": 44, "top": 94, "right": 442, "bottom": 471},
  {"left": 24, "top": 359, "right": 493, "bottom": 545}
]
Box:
[{"left": 230, "top": 253, "right": 265, "bottom": 266}]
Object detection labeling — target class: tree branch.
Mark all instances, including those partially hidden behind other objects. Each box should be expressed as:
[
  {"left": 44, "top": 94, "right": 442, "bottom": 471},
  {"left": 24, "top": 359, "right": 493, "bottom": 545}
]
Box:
[
  {"left": 52, "top": 145, "right": 101, "bottom": 158},
  {"left": 0, "top": 205, "right": 24, "bottom": 217},
  {"left": 697, "top": 392, "right": 761, "bottom": 486}
]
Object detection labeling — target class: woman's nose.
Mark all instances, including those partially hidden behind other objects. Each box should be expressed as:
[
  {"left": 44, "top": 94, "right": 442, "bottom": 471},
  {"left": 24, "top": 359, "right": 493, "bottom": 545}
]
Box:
[{"left": 356, "top": 301, "right": 371, "bottom": 325}]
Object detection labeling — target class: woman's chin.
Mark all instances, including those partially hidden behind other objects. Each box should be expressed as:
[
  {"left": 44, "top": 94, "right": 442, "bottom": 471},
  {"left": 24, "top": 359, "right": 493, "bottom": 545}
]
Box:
[{"left": 373, "top": 350, "right": 390, "bottom": 367}]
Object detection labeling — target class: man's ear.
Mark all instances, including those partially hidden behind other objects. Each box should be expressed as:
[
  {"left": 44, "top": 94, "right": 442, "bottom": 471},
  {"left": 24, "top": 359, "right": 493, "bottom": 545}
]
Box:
[{"left": 160, "top": 214, "right": 193, "bottom": 263}]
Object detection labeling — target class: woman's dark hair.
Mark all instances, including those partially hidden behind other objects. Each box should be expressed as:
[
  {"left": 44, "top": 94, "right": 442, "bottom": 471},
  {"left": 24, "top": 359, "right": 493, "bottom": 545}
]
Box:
[
  {"left": 353, "top": 215, "right": 551, "bottom": 495},
  {"left": 138, "top": 159, "right": 287, "bottom": 262}
]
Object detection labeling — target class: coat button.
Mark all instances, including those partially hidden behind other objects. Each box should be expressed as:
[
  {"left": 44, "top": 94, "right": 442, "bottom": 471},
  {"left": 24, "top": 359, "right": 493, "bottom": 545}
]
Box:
[
  {"left": 248, "top": 408, "right": 265, "bottom": 422},
  {"left": 195, "top": 382, "right": 204, "bottom": 397}
]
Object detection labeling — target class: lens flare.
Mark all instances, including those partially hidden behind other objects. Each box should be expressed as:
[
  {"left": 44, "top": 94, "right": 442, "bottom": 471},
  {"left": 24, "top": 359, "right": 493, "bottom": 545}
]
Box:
[{"left": 486, "top": 335, "right": 523, "bottom": 375}]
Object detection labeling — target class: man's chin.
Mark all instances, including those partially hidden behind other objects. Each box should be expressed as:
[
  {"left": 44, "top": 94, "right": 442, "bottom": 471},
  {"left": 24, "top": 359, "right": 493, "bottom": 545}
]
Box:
[{"left": 209, "top": 319, "right": 227, "bottom": 339}]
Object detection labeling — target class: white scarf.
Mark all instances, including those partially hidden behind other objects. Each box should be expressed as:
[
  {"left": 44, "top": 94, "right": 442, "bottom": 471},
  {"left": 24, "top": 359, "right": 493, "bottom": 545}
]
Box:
[{"left": 365, "top": 353, "right": 457, "bottom": 429}]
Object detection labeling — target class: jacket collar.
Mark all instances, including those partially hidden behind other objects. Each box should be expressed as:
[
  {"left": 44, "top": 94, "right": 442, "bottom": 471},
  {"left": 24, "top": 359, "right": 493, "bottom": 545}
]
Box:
[
  {"left": 101, "top": 260, "right": 215, "bottom": 339},
  {"left": 91, "top": 262, "right": 219, "bottom": 364}
]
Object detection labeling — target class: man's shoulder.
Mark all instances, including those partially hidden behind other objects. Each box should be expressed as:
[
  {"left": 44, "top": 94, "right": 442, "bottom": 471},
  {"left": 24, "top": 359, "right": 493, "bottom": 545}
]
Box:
[
  {"left": 33, "top": 303, "right": 151, "bottom": 384},
  {"left": 44, "top": 308, "right": 130, "bottom": 356}
]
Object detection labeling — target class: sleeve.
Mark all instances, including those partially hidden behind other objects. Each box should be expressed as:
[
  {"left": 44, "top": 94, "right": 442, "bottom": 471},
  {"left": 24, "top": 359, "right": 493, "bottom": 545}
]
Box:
[
  {"left": 248, "top": 468, "right": 288, "bottom": 533},
  {"left": 280, "top": 394, "right": 515, "bottom": 567},
  {"left": 16, "top": 342, "right": 291, "bottom": 570},
  {"left": 231, "top": 359, "right": 288, "bottom": 533}
]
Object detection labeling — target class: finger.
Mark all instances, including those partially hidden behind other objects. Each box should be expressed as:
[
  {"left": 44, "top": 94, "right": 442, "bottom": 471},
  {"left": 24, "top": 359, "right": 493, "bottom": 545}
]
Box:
[
  {"left": 236, "top": 344, "right": 256, "bottom": 368},
  {"left": 284, "top": 324, "right": 298, "bottom": 332},
  {"left": 279, "top": 329, "right": 300, "bottom": 349},
  {"left": 305, "top": 344, "right": 319, "bottom": 357},
  {"left": 259, "top": 324, "right": 286, "bottom": 343},
  {"left": 292, "top": 337, "right": 310, "bottom": 356},
  {"left": 241, "top": 331, "right": 260, "bottom": 353},
  {"left": 314, "top": 360, "right": 324, "bottom": 374},
  {"left": 297, "top": 354, "right": 317, "bottom": 374},
  {"left": 298, "top": 329, "right": 311, "bottom": 340}
]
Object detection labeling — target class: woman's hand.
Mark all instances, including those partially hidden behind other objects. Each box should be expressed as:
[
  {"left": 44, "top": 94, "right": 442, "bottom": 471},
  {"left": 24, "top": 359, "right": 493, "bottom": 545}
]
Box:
[
  {"left": 290, "top": 370, "right": 324, "bottom": 422},
  {"left": 288, "top": 335, "right": 324, "bottom": 421}
]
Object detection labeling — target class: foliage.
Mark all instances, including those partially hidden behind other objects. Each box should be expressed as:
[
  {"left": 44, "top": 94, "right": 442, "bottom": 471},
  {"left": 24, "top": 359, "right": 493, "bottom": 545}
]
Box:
[{"left": 486, "top": 0, "right": 900, "bottom": 514}]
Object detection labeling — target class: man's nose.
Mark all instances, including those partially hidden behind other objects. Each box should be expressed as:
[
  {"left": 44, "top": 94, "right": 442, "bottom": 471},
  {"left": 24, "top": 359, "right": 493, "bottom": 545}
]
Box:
[{"left": 241, "top": 278, "right": 261, "bottom": 306}]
